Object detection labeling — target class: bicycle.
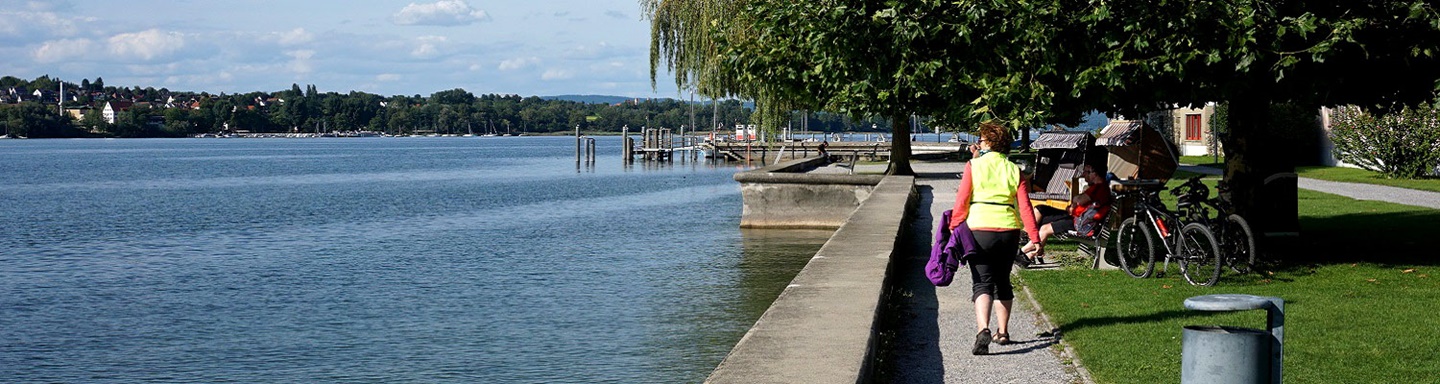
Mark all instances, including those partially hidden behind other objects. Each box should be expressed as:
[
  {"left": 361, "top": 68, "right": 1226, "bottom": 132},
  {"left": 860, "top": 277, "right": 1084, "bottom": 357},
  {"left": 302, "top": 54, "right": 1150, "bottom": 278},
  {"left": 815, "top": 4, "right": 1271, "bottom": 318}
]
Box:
[
  {"left": 1173, "top": 176, "right": 1257, "bottom": 274},
  {"left": 1112, "top": 179, "right": 1224, "bottom": 286}
]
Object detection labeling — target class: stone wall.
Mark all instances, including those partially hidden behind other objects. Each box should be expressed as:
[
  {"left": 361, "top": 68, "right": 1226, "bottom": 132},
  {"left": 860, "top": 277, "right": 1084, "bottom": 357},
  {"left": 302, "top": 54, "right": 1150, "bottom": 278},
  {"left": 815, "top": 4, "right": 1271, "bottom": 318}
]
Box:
[{"left": 734, "top": 158, "right": 885, "bottom": 229}]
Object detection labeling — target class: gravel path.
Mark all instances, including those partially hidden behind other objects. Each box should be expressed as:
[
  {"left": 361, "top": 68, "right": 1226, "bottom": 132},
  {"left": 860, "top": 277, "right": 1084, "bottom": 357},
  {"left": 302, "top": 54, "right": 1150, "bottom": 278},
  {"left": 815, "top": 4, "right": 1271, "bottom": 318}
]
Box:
[
  {"left": 1296, "top": 178, "right": 1440, "bottom": 209},
  {"left": 1179, "top": 165, "right": 1440, "bottom": 210}
]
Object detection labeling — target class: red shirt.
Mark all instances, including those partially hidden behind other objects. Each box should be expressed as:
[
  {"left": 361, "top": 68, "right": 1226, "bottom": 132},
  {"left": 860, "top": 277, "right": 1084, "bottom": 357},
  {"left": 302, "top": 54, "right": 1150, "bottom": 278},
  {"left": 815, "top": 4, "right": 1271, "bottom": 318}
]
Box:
[{"left": 1070, "top": 181, "right": 1112, "bottom": 220}]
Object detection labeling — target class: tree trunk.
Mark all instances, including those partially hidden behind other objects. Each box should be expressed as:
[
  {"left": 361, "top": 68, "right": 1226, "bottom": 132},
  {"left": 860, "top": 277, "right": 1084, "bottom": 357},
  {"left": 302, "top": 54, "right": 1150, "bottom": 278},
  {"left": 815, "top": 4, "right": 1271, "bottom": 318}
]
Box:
[
  {"left": 886, "top": 112, "right": 915, "bottom": 175},
  {"left": 1222, "top": 98, "right": 1300, "bottom": 260}
]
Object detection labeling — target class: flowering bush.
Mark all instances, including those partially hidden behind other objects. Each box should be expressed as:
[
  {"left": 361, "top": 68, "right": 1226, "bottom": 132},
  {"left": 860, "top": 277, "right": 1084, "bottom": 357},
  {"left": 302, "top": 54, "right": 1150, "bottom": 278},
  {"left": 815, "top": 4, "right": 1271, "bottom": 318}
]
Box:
[{"left": 1330, "top": 105, "right": 1440, "bottom": 179}]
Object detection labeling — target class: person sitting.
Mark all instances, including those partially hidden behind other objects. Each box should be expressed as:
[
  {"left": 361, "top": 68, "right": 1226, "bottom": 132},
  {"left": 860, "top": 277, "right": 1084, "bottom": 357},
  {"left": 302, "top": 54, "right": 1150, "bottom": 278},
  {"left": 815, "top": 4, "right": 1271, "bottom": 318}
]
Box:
[{"left": 1032, "top": 162, "right": 1112, "bottom": 250}]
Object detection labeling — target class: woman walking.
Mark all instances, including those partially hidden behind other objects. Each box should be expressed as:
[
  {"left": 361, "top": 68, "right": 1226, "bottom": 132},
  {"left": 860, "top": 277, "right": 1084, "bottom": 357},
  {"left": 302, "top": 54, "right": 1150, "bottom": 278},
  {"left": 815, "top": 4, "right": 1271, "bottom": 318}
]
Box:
[{"left": 948, "top": 122, "right": 1042, "bottom": 355}]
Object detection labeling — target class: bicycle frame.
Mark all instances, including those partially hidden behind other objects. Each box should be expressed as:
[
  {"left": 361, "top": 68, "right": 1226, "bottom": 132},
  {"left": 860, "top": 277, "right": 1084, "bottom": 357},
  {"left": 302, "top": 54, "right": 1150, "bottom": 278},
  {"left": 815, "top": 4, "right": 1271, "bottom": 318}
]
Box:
[{"left": 1132, "top": 189, "right": 1185, "bottom": 267}]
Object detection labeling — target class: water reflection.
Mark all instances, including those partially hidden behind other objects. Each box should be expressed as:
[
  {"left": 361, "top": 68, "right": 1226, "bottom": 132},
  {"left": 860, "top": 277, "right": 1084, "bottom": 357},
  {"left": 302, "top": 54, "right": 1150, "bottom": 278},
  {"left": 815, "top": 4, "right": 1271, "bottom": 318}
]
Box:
[{"left": 736, "top": 228, "right": 834, "bottom": 319}]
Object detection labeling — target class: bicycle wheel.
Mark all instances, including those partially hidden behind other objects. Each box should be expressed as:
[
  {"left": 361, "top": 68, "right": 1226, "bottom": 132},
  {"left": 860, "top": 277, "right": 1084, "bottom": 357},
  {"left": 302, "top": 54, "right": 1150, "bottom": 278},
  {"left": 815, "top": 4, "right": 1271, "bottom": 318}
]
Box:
[
  {"left": 1178, "top": 222, "right": 1223, "bottom": 286},
  {"left": 1222, "top": 214, "right": 1257, "bottom": 274},
  {"left": 1116, "top": 216, "right": 1156, "bottom": 278}
]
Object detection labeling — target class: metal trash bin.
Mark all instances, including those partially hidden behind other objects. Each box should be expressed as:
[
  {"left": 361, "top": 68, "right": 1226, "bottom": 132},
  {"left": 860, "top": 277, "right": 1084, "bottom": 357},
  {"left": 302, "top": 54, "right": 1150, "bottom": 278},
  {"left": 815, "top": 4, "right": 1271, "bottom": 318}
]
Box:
[{"left": 1182, "top": 294, "right": 1284, "bottom": 384}]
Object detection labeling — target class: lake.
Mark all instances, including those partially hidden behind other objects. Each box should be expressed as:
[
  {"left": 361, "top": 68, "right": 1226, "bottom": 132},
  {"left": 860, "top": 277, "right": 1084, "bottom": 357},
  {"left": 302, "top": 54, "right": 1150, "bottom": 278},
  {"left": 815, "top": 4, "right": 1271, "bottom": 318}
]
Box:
[{"left": 0, "top": 136, "right": 829, "bottom": 383}]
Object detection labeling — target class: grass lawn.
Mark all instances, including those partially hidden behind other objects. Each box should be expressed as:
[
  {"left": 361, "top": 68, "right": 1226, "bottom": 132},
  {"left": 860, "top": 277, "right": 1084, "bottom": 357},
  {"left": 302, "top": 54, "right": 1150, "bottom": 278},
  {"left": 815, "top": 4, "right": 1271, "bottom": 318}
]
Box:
[
  {"left": 1021, "top": 180, "right": 1440, "bottom": 383},
  {"left": 1178, "top": 155, "right": 1224, "bottom": 168},
  {"left": 1296, "top": 166, "right": 1440, "bottom": 193},
  {"left": 1177, "top": 155, "right": 1440, "bottom": 193}
]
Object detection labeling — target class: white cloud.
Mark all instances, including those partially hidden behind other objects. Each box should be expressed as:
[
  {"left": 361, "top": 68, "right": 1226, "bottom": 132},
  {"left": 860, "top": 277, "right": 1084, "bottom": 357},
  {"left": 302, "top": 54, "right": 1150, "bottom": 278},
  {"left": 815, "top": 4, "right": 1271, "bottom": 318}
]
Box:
[
  {"left": 277, "top": 28, "right": 314, "bottom": 46},
  {"left": 498, "top": 56, "right": 539, "bottom": 71},
  {"left": 287, "top": 50, "right": 316, "bottom": 74},
  {"left": 108, "top": 29, "right": 185, "bottom": 61},
  {"left": 32, "top": 38, "right": 93, "bottom": 63},
  {"left": 376, "top": 74, "right": 401, "bottom": 82},
  {"left": 411, "top": 35, "right": 446, "bottom": 57},
  {"left": 604, "top": 10, "right": 628, "bottom": 20},
  {"left": 0, "top": 10, "right": 87, "bottom": 38},
  {"left": 393, "top": 0, "right": 490, "bottom": 26},
  {"left": 541, "top": 69, "right": 573, "bottom": 81},
  {"left": 564, "top": 41, "right": 622, "bottom": 60}
]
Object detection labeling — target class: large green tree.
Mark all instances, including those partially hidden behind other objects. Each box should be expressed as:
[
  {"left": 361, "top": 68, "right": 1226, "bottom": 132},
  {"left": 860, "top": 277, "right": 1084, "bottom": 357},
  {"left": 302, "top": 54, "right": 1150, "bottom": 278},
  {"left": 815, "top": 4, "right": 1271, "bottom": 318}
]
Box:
[
  {"left": 646, "top": 0, "right": 1440, "bottom": 238},
  {"left": 1030, "top": 0, "right": 1440, "bottom": 235}
]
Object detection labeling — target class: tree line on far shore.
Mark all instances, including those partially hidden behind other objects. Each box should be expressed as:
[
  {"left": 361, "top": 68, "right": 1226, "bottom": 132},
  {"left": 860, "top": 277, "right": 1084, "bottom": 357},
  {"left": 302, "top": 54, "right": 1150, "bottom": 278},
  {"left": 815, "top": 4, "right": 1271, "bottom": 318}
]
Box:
[{"left": 0, "top": 75, "right": 896, "bottom": 139}]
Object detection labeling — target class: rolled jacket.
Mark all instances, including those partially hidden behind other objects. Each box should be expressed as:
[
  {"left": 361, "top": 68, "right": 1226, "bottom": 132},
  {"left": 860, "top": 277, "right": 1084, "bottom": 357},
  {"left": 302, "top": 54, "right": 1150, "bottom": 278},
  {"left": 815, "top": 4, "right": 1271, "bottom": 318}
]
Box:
[{"left": 927, "top": 209, "right": 979, "bottom": 286}]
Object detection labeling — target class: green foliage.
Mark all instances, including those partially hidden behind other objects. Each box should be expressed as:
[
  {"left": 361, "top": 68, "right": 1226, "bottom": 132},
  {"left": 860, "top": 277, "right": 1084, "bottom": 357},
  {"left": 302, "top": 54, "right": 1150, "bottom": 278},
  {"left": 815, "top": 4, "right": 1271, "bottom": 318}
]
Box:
[
  {"left": 3, "top": 74, "right": 761, "bottom": 137},
  {"left": 0, "top": 102, "right": 83, "bottom": 138},
  {"left": 1329, "top": 105, "right": 1440, "bottom": 178}
]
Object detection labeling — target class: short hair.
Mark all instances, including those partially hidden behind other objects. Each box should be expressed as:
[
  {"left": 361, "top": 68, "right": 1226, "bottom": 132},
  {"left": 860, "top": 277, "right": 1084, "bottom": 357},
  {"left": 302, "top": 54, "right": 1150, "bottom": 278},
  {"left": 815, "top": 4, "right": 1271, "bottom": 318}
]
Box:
[
  {"left": 1085, "top": 157, "right": 1108, "bottom": 176},
  {"left": 977, "top": 121, "right": 1013, "bottom": 154}
]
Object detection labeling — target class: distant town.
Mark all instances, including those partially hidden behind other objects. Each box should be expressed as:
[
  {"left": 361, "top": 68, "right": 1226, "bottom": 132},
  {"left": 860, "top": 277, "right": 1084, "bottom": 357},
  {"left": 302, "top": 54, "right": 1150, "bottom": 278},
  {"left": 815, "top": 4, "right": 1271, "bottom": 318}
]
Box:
[{"left": 1, "top": 75, "right": 891, "bottom": 139}]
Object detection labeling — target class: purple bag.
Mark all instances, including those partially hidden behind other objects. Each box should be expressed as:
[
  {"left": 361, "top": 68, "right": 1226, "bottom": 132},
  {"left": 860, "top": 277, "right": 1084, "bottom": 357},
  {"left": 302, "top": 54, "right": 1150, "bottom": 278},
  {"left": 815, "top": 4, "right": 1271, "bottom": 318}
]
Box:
[{"left": 927, "top": 209, "right": 978, "bottom": 286}]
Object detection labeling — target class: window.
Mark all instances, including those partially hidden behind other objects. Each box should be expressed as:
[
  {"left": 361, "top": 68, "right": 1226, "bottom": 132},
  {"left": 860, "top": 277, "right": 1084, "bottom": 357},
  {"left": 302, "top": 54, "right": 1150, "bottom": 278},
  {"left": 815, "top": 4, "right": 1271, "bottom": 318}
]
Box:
[{"left": 1185, "top": 114, "right": 1203, "bottom": 141}]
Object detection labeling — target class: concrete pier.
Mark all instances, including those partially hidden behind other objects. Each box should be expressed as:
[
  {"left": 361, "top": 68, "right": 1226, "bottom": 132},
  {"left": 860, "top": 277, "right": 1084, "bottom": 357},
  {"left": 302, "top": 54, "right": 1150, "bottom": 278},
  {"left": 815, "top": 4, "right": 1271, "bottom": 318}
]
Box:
[{"left": 708, "top": 160, "right": 915, "bottom": 383}]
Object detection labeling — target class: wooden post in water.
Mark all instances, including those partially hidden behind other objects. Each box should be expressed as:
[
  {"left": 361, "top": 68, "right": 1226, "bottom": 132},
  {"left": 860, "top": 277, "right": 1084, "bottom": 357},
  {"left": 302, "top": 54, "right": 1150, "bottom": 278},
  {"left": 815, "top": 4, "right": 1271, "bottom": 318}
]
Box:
[
  {"left": 587, "top": 137, "right": 596, "bottom": 163},
  {"left": 621, "top": 125, "right": 628, "bottom": 160}
]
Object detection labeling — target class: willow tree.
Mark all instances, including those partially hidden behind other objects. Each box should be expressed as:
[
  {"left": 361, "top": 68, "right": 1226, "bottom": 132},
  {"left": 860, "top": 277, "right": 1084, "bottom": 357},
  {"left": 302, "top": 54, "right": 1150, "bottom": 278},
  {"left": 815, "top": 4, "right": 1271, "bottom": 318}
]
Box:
[{"left": 644, "top": 0, "right": 999, "bottom": 175}]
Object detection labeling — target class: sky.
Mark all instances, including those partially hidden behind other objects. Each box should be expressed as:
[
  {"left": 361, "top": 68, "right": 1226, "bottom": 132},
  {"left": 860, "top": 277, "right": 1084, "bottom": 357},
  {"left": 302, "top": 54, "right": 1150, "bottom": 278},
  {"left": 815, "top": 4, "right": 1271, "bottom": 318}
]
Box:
[{"left": 1, "top": 0, "right": 684, "bottom": 98}]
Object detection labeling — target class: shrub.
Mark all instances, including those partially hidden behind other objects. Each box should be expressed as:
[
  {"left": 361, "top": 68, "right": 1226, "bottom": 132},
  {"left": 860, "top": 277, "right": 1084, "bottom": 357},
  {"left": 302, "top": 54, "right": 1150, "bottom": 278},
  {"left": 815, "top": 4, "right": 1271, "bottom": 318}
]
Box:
[{"left": 1330, "top": 105, "right": 1440, "bottom": 179}]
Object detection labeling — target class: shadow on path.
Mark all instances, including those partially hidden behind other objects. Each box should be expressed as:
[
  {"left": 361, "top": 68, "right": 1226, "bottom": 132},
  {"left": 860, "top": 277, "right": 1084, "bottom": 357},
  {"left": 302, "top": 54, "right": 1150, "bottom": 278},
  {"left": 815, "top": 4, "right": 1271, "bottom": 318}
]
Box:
[{"left": 872, "top": 184, "right": 945, "bottom": 384}]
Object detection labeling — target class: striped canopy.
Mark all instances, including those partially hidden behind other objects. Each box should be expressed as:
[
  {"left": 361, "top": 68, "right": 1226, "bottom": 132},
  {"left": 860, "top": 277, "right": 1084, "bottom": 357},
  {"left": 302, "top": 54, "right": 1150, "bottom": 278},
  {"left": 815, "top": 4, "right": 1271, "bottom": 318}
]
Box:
[{"left": 1030, "top": 131, "right": 1093, "bottom": 149}]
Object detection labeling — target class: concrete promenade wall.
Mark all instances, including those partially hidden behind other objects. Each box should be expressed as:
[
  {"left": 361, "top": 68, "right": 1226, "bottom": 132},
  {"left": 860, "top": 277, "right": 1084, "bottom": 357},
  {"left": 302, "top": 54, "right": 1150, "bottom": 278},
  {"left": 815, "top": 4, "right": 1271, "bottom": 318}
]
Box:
[
  {"left": 708, "top": 163, "right": 917, "bottom": 383},
  {"left": 735, "top": 157, "right": 886, "bottom": 229}
]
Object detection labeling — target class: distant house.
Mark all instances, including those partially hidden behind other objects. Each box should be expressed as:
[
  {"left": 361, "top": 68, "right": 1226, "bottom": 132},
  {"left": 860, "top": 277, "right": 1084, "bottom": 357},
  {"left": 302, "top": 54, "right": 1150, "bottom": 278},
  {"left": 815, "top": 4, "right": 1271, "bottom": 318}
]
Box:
[
  {"left": 1168, "top": 103, "right": 1219, "bottom": 156},
  {"left": 1150, "top": 103, "right": 1332, "bottom": 166},
  {"left": 1147, "top": 103, "right": 1220, "bottom": 156},
  {"left": 101, "top": 100, "right": 135, "bottom": 124},
  {"left": 64, "top": 106, "right": 90, "bottom": 121}
]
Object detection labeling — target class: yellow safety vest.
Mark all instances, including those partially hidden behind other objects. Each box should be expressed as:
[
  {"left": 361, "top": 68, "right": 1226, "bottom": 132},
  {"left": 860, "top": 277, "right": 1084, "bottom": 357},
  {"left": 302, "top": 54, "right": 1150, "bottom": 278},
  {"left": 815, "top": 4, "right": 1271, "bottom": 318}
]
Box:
[{"left": 966, "top": 152, "right": 1023, "bottom": 229}]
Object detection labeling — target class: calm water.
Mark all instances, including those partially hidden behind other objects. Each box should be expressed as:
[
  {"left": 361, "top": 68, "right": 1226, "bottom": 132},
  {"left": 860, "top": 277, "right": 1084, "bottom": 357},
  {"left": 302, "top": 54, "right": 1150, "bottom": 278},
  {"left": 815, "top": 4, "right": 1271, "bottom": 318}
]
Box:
[{"left": 0, "top": 137, "right": 829, "bottom": 383}]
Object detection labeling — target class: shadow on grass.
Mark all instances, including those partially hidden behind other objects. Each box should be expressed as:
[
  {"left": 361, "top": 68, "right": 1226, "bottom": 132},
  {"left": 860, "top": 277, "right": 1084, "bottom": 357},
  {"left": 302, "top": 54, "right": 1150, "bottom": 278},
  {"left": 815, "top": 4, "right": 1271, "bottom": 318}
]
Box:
[
  {"left": 1056, "top": 298, "right": 1301, "bottom": 334},
  {"left": 1057, "top": 310, "right": 1201, "bottom": 334},
  {"left": 1285, "top": 209, "right": 1440, "bottom": 267}
]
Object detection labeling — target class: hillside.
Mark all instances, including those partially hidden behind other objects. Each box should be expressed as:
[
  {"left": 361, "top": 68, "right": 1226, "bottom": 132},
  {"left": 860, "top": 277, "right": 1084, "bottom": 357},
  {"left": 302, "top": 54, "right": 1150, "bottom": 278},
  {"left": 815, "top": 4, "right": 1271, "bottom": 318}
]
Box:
[{"left": 540, "top": 95, "right": 635, "bottom": 104}]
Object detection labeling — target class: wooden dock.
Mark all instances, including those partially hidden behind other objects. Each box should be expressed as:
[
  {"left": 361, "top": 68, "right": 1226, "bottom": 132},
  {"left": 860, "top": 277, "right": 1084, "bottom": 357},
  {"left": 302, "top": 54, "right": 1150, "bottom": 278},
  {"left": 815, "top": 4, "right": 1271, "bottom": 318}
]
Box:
[
  {"left": 700, "top": 141, "right": 964, "bottom": 162},
  {"left": 619, "top": 126, "right": 965, "bottom": 164}
]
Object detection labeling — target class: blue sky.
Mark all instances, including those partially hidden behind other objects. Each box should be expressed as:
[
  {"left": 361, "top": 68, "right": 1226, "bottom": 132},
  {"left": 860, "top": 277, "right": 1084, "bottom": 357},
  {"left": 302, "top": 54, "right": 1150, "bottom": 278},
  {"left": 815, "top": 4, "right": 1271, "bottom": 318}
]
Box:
[{"left": 1, "top": 0, "right": 683, "bottom": 98}]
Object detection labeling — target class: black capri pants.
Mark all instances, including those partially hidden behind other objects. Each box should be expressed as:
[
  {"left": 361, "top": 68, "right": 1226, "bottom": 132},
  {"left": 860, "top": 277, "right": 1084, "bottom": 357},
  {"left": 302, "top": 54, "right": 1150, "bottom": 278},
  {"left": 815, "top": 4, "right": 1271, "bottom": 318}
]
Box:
[{"left": 969, "top": 229, "right": 1021, "bottom": 301}]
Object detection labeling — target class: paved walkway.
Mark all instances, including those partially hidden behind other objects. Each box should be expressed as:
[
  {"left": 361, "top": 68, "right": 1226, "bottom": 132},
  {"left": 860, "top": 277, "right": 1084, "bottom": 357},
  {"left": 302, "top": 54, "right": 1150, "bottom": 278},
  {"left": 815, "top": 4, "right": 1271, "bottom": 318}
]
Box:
[
  {"left": 882, "top": 160, "right": 1091, "bottom": 384},
  {"left": 1180, "top": 165, "right": 1440, "bottom": 210}
]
